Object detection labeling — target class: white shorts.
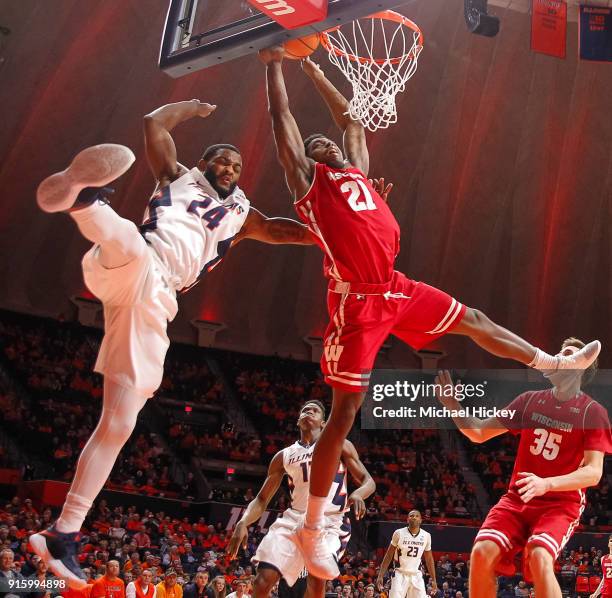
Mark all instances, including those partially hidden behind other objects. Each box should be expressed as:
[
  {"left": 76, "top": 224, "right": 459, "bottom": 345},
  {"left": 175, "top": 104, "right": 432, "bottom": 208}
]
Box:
[
  {"left": 82, "top": 242, "right": 178, "bottom": 397},
  {"left": 252, "top": 509, "right": 351, "bottom": 586},
  {"left": 389, "top": 571, "right": 426, "bottom": 598}
]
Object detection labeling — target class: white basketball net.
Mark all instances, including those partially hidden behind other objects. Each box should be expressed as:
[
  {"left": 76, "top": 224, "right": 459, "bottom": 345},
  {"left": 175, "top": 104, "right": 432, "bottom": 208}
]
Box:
[{"left": 321, "top": 13, "right": 423, "bottom": 132}]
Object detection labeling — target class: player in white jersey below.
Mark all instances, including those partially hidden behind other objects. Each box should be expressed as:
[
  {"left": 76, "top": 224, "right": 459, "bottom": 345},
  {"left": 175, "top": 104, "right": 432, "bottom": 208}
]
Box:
[
  {"left": 376, "top": 511, "right": 437, "bottom": 598},
  {"left": 31, "top": 100, "right": 323, "bottom": 588},
  {"left": 227, "top": 400, "right": 375, "bottom": 598}
]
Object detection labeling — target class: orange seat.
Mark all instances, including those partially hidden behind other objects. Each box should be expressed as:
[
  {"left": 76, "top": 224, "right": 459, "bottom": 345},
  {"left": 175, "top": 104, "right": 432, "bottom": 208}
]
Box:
[{"left": 575, "top": 575, "right": 590, "bottom": 593}]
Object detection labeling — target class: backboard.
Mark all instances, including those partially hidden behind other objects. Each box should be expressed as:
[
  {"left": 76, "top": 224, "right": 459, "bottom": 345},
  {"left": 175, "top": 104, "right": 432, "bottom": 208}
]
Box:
[{"left": 159, "top": 0, "right": 412, "bottom": 77}]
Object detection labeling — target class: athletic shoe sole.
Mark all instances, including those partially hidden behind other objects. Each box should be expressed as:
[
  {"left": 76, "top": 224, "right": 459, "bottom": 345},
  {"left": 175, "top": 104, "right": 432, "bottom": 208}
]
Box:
[
  {"left": 36, "top": 143, "right": 135, "bottom": 213},
  {"left": 30, "top": 532, "right": 87, "bottom": 589},
  {"left": 293, "top": 527, "right": 340, "bottom": 580}
]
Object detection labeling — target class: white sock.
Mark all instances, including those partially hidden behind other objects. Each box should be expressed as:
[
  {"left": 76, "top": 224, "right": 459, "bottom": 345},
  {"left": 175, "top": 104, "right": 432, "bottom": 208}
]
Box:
[
  {"left": 71, "top": 202, "right": 144, "bottom": 269},
  {"left": 55, "top": 493, "right": 92, "bottom": 534},
  {"left": 55, "top": 380, "right": 148, "bottom": 533},
  {"left": 527, "top": 348, "right": 559, "bottom": 371},
  {"left": 305, "top": 495, "right": 327, "bottom": 529}
]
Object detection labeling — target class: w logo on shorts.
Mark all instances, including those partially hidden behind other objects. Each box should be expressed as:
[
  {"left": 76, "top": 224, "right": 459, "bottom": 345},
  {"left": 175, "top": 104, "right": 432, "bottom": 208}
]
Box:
[{"left": 324, "top": 344, "right": 344, "bottom": 363}]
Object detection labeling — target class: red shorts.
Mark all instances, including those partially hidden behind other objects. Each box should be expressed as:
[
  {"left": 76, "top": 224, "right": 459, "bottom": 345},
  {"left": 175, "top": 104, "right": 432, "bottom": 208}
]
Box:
[
  {"left": 321, "top": 271, "right": 466, "bottom": 392},
  {"left": 475, "top": 493, "right": 583, "bottom": 578}
]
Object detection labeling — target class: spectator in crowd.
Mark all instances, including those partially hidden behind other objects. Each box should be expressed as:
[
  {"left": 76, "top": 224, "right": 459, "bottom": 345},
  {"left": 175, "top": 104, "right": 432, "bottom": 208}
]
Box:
[
  {"left": 126, "top": 569, "right": 156, "bottom": 598},
  {"left": 514, "top": 580, "right": 529, "bottom": 597},
  {"left": 1, "top": 548, "right": 24, "bottom": 598},
  {"left": 91, "top": 560, "right": 125, "bottom": 598},
  {"left": 26, "top": 559, "right": 52, "bottom": 598},
  {"left": 225, "top": 580, "right": 248, "bottom": 598},
  {"left": 183, "top": 572, "right": 209, "bottom": 598},
  {"left": 156, "top": 570, "right": 182, "bottom": 598},
  {"left": 207, "top": 577, "right": 226, "bottom": 598}
]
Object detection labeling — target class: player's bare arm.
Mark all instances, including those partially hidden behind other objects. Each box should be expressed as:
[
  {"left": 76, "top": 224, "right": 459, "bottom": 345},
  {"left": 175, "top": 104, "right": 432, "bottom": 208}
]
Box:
[
  {"left": 376, "top": 540, "right": 397, "bottom": 590},
  {"left": 423, "top": 550, "right": 437, "bottom": 593},
  {"left": 434, "top": 370, "right": 508, "bottom": 443},
  {"left": 589, "top": 560, "right": 604, "bottom": 598},
  {"left": 301, "top": 57, "right": 369, "bottom": 175},
  {"left": 233, "top": 207, "right": 316, "bottom": 245},
  {"left": 516, "top": 449, "right": 604, "bottom": 504},
  {"left": 143, "top": 100, "right": 216, "bottom": 185},
  {"left": 260, "top": 47, "right": 314, "bottom": 200},
  {"left": 341, "top": 439, "right": 376, "bottom": 520},
  {"left": 227, "top": 450, "right": 285, "bottom": 558}
]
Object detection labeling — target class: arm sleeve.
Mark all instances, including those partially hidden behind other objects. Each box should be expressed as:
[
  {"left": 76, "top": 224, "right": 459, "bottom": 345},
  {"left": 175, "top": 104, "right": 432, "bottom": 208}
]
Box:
[
  {"left": 583, "top": 401, "right": 612, "bottom": 453},
  {"left": 496, "top": 392, "right": 533, "bottom": 435}
]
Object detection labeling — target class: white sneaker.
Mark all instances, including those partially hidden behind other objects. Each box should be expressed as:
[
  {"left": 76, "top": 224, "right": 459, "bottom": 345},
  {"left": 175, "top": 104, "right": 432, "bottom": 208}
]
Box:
[
  {"left": 37, "top": 144, "right": 135, "bottom": 213},
  {"left": 294, "top": 523, "right": 339, "bottom": 580},
  {"left": 556, "top": 340, "right": 601, "bottom": 370}
]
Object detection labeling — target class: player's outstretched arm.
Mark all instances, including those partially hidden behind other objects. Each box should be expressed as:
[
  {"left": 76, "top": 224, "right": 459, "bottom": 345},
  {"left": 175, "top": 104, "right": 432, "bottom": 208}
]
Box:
[
  {"left": 516, "top": 450, "right": 605, "bottom": 504},
  {"left": 260, "top": 47, "right": 313, "bottom": 200},
  {"left": 301, "top": 58, "right": 369, "bottom": 175},
  {"left": 143, "top": 100, "right": 216, "bottom": 183},
  {"left": 376, "top": 535, "right": 398, "bottom": 590},
  {"left": 226, "top": 450, "right": 285, "bottom": 559},
  {"left": 434, "top": 370, "right": 507, "bottom": 444},
  {"left": 234, "top": 207, "right": 316, "bottom": 245},
  {"left": 422, "top": 550, "right": 437, "bottom": 594},
  {"left": 342, "top": 439, "right": 376, "bottom": 520}
]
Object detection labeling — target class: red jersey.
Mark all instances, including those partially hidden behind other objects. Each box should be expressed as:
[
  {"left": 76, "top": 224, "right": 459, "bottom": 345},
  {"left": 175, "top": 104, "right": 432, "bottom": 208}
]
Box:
[
  {"left": 295, "top": 163, "right": 400, "bottom": 284},
  {"left": 602, "top": 554, "right": 612, "bottom": 597},
  {"left": 498, "top": 390, "right": 612, "bottom": 503}
]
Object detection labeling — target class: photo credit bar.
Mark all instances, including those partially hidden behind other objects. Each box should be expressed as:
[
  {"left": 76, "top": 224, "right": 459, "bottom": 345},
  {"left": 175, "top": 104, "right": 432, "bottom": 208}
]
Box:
[{"left": 360, "top": 369, "right": 612, "bottom": 430}]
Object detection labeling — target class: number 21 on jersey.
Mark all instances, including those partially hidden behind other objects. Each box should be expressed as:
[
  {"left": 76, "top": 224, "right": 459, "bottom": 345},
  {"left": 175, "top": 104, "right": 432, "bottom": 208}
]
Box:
[{"left": 340, "top": 180, "right": 377, "bottom": 212}]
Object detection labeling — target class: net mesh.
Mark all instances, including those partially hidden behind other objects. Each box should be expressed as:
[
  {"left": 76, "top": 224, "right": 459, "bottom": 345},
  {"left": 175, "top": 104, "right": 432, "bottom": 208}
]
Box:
[{"left": 321, "top": 13, "right": 423, "bottom": 132}]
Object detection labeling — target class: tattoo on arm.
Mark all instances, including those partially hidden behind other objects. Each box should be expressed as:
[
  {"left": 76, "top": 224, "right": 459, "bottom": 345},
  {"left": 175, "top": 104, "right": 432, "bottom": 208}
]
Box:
[{"left": 266, "top": 218, "right": 312, "bottom": 244}]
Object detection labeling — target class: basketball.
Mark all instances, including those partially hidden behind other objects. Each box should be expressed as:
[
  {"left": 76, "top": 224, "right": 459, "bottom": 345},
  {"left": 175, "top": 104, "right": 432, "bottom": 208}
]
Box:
[{"left": 283, "top": 33, "right": 320, "bottom": 60}]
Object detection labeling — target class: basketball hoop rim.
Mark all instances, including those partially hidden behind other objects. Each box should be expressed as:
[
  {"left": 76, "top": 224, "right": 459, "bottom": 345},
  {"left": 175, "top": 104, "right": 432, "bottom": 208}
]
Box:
[{"left": 320, "top": 10, "right": 424, "bottom": 66}]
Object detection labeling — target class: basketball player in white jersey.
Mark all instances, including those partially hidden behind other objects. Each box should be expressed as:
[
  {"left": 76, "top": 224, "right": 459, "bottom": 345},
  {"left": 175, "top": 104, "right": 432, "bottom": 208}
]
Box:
[
  {"left": 227, "top": 400, "right": 375, "bottom": 598},
  {"left": 30, "top": 99, "right": 320, "bottom": 587},
  {"left": 376, "top": 511, "right": 437, "bottom": 598}
]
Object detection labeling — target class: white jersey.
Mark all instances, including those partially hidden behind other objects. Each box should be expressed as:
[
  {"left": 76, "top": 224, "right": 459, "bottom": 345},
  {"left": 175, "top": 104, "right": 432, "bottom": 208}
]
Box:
[
  {"left": 391, "top": 527, "right": 431, "bottom": 574},
  {"left": 140, "top": 167, "right": 250, "bottom": 290},
  {"left": 282, "top": 441, "right": 348, "bottom": 515}
]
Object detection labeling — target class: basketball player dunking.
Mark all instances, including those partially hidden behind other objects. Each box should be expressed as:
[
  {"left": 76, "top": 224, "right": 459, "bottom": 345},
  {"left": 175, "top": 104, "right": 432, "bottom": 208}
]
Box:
[
  {"left": 227, "top": 400, "right": 375, "bottom": 598},
  {"left": 259, "top": 47, "right": 601, "bottom": 580},
  {"left": 31, "top": 100, "right": 320, "bottom": 587},
  {"left": 435, "top": 339, "right": 611, "bottom": 598},
  {"left": 591, "top": 536, "right": 612, "bottom": 598},
  {"left": 377, "top": 511, "right": 437, "bottom": 598}
]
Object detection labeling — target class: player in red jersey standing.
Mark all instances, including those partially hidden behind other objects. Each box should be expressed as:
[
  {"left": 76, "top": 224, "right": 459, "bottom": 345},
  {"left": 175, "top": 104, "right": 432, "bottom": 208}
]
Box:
[
  {"left": 434, "top": 339, "right": 612, "bottom": 598},
  {"left": 591, "top": 536, "right": 612, "bottom": 598},
  {"left": 259, "top": 46, "right": 601, "bottom": 580}
]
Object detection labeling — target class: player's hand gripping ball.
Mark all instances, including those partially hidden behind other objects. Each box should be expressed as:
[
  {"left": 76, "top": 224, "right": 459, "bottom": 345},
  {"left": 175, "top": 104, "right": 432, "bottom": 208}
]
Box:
[{"left": 284, "top": 33, "right": 320, "bottom": 60}]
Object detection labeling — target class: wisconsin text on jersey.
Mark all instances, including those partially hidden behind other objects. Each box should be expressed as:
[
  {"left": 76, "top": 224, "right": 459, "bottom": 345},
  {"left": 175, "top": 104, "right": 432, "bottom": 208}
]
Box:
[
  {"left": 530, "top": 412, "right": 574, "bottom": 432},
  {"left": 372, "top": 406, "right": 517, "bottom": 419}
]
